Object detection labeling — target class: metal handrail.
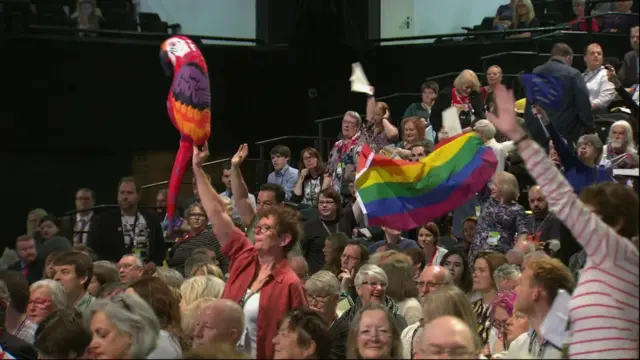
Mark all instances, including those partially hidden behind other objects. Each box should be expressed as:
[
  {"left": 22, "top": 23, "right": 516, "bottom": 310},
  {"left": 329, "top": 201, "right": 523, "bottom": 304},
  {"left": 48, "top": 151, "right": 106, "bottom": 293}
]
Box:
[
  {"left": 140, "top": 157, "right": 260, "bottom": 190},
  {"left": 373, "top": 25, "right": 572, "bottom": 43},
  {"left": 26, "top": 24, "right": 262, "bottom": 44},
  {"left": 254, "top": 135, "right": 332, "bottom": 146},
  {"left": 532, "top": 29, "right": 629, "bottom": 41}
]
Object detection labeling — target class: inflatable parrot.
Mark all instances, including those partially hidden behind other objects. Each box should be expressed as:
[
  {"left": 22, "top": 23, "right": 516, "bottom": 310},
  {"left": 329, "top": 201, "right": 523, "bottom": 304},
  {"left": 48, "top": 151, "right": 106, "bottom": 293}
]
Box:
[{"left": 160, "top": 36, "right": 211, "bottom": 235}]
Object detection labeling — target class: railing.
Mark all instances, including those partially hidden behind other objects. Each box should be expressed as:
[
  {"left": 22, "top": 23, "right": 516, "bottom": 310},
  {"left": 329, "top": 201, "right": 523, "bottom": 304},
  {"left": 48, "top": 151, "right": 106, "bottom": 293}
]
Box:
[{"left": 254, "top": 135, "right": 338, "bottom": 179}]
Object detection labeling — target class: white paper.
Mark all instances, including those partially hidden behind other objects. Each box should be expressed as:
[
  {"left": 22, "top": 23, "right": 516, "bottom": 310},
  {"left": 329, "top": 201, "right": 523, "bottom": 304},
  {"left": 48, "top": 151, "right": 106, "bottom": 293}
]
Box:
[
  {"left": 540, "top": 289, "right": 571, "bottom": 348},
  {"left": 442, "top": 107, "right": 462, "bottom": 136},
  {"left": 350, "top": 62, "right": 373, "bottom": 95},
  {"left": 613, "top": 168, "right": 639, "bottom": 177},
  {"left": 359, "top": 228, "right": 372, "bottom": 239}
]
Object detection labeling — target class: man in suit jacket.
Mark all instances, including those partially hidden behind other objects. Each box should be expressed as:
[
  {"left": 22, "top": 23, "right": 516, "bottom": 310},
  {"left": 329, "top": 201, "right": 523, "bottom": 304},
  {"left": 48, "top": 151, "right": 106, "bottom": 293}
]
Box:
[
  {"left": 7, "top": 236, "right": 43, "bottom": 285},
  {"left": 88, "top": 177, "right": 165, "bottom": 266},
  {"left": 524, "top": 43, "right": 593, "bottom": 146},
  {"left": 58, "top": 188, "right": 99, "bottom": 246}
]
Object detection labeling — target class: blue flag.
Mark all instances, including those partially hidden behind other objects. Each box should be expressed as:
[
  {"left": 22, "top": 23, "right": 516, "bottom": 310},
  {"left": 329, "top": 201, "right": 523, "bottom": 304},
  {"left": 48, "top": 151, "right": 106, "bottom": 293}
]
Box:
[{"left": 519, "top": 73, "right": 564, "bottom": 111}]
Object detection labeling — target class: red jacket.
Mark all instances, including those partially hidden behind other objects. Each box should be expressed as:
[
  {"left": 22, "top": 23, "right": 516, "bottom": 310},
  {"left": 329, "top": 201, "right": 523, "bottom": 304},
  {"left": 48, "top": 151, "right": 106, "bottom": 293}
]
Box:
[{"left": 221, "top": 228, "right": 307, "bottom": 359}]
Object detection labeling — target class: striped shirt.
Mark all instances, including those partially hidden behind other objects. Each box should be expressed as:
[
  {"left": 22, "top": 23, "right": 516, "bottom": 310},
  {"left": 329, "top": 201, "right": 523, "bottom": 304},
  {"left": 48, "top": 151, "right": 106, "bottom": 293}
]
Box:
[
  {"left": 167, "top": 230, "right": 228, "bottom": 276},
  {"left": 521, "top": 142, "right": 639, "bottom": 359}
]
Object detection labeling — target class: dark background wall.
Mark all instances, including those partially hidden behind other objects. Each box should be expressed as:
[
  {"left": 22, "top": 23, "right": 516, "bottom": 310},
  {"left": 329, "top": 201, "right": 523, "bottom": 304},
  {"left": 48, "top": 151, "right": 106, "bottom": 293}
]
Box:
[{"left": 0, "top": 1, "right": 631, "bottom": 244}]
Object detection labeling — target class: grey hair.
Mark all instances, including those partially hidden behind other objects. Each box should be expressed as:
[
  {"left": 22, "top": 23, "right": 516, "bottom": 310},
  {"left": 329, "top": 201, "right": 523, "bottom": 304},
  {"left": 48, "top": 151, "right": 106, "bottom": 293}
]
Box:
[
  {"left": 354, "top": 264, "right": 388, "bottom": 287},
  {"left": 93, "top": 260, "right": 118, "bottom": 271},
  {"left": 305, "top": 270, "right": 341, "bottom": 296},
  {"left": 608, "top": 120, "right": 636, "bottom": 153},
  {"left": 30, "top": 279, "right": 67, "bottom": 310},
  {"left": 493, "top": 264, "right": 522, "bottom": 285},
  {"left": 86, "top": 293, "right": 160, "bottom": 359},
  {"left": 473, "top": 120, "right": 496, "bottom": 140},
  {"left": 154, "top": 267, "right": 184, "bottom": 289},
  {"left": 345, "top": 110, "right": 362, "bottom": 127},
  {"left": 572, "top": 0, "right": 586, "bottom": 6},
  {"left": 121, "top": 254, "right": 143, "bottom": 268}
]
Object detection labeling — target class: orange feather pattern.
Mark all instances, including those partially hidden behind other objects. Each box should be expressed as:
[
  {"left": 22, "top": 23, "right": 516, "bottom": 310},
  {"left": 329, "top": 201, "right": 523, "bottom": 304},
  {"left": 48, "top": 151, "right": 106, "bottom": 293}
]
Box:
[{"left": 169, "top": 97, "right": 211, "bottom": 145}]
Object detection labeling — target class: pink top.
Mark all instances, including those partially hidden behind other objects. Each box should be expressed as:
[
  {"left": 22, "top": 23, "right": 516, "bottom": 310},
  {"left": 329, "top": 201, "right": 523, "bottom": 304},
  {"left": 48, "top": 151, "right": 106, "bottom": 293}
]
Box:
[{"left": 521, "top": 142, "right": 639, "bottom": 359}]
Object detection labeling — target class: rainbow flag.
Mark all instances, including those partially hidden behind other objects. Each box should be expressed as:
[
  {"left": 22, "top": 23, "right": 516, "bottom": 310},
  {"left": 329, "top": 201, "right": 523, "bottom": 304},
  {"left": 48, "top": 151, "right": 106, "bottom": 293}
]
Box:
[{"left": 355, "top": 132, "right": 497, "bottom": 229}]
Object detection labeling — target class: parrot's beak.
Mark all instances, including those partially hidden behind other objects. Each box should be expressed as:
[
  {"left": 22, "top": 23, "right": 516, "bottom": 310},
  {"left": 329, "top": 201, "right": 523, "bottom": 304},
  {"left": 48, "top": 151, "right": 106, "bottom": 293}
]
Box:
[{"left": 160, "top": 50, "right": 173, "bottom": 77}]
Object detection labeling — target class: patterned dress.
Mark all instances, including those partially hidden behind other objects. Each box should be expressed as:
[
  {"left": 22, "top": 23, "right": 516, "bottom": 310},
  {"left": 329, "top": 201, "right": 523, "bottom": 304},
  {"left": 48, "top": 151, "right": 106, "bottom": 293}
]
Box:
[{"left": 469, "top": 187, "right": 529, "bottom": 262}]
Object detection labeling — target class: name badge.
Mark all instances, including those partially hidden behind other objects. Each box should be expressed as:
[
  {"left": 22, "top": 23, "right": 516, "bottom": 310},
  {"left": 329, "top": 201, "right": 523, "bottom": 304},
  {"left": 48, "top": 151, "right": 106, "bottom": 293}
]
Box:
[
  {"left": 487, "top": 231, "right": 500, "bottom": 246},
  {"left": 475, "top": 206, "right": 481, "bottom": 217}
]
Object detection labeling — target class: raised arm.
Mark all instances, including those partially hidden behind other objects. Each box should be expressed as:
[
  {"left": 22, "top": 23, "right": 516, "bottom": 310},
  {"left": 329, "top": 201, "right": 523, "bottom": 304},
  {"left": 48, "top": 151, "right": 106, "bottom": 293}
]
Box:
[
  {"left": 488, "top": 86, "right": 638, "bottom": 266},
  {"left": 545, "top": 118, "right": 580, "bottom": 171},
  {"left": 229, "top": 144, "right": 256, "bottom": 227},
  {"left": 192, "top": 143, "right": 237, "bottom": 249}
]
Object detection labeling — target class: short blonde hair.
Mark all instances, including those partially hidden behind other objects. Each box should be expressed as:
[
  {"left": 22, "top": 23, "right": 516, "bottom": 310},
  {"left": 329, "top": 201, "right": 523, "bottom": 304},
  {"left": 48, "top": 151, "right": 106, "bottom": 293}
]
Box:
[
  {"left": 494, "top": 171, "right": 520, "bottom": 203},
  {"left": 180, "top": 275, "right": 225, "bottom": 308},
  {"left": 305, "top": 270, "right": 341, "bottom": 296},
  {"left": 354, "top": 264, "right": 388, "bottom": 287},
  {"left": 190, "top": 263, "right": 224, "bottom": 280},
  {"left": 181, "top": 297, "right": 217, "bottom": 337},
  {"left": 453, "top": 70, "right": 481, "bottom": 93}
]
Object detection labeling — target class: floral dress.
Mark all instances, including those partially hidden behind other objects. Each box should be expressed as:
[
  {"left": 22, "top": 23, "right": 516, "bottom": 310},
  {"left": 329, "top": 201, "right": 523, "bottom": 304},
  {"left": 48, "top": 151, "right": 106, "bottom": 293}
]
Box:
[
  {"left": 326, "top": 132, "right": 362, "bottom": 194},
  {"left": 469, "top": 187, "right": 529, "bottom": 262}
]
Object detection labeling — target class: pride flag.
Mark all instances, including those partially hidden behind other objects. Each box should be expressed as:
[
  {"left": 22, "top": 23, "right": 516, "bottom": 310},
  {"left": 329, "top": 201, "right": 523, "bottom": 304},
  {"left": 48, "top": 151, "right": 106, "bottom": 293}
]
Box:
[{"left": 355, "top": 132, "right": 497, "bottom": 230}]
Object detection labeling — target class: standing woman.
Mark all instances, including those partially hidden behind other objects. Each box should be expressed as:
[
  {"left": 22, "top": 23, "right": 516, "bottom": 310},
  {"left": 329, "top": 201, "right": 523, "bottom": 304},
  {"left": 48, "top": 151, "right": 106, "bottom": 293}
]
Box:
[
  {"left": 430, "top": 69, "right": 486, "bottom": 140},
  {"left": 191, "top": 142, "right": 307, "bottom": 359},
  {"left": 488, "top": 85, "right": 639, "bottom": 358},
  {"left": 364, "top": 88, "right": 399, "bottom": 153},
  {"left": 291, "top": 147, "right": 331, "bottom": 207},
  {"left": 468, "top": 171, "right": 529, "bottom": 262}
]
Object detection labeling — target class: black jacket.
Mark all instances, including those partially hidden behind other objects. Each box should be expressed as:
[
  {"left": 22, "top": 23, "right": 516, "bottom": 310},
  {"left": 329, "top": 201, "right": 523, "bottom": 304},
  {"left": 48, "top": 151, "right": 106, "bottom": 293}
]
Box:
[
  {"left": 87, "top": 209, "right": 166, "bottom": 265},
  {"left": 430, "top": 86, "right": 487, "bottom": 138},
  {"left": 8, "top": 258, "right": 44, "bottom": 285},
  {"left": 58, "top": 213, "right": 100, "bottom": 246},
  {"left": 524, "top": 59, "right": 593, "bottom": 145}
]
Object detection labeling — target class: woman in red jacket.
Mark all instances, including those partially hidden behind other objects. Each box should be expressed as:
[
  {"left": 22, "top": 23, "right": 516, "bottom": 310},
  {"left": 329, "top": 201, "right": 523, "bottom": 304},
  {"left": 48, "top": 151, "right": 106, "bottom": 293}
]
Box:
[{"left": 191, "top": 142, "right": 307, "bottom": 359}]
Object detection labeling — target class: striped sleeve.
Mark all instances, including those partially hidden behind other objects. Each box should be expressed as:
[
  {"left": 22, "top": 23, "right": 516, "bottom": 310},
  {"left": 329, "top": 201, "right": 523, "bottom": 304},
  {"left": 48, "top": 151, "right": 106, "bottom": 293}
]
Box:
[{"left": 520, "top": 142, "right": 639, "bottom": 267}]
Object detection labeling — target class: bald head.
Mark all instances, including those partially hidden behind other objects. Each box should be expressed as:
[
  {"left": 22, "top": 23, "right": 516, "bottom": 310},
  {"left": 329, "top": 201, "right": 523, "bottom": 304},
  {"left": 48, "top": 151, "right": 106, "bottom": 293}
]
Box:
[
  {"left": 415, "top": 316, "right": 480, "bottom": 359},
  {"left": 194, "top": 299, "right": 245, "bottom": 347},
  {"left": 418, "top": 265, "right": 451, "bottom": 304},
  {"left": 528, "top": 185, "right": 549, "bottom": 218}
]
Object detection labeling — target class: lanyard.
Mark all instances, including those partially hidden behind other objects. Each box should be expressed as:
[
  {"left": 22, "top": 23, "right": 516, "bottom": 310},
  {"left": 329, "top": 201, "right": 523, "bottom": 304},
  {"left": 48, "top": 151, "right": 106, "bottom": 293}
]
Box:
[
  {"left": 530, "top": 213, "right": 550, "bottom": 236},
  {"left": 12, "top": 318, "right": 27, "bottom": 337},
  {"left": 427, "top": 248, "right": 438, "bottom": 266},
  {"left": 275, "top": 167, "right": 289, "bottom": 186},
  {"left": 528, "top": 331, "right": 550, "bottom": 359}
]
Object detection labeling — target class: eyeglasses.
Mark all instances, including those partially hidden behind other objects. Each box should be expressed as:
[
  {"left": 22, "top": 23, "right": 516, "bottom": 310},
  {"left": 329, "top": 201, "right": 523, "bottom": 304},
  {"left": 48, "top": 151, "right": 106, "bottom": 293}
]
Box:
[
  {"left": 358, "top": 327, "right": 391, "bottom": 339},
  {"left": 340, "top": 254, "right": 360, "bottom": 261},
  {"left": 361, "top": 281, "right": 385, "bottom": 288},
  {"left": 29, "top": 298, "right": 52, "bottom": 309},
  {"left": 416, "top": 281, "right": 445, "bottom": 289},
  {"left": 421, "top": 347, "right": 476, "bottom": 358},
  {"left": 188, "top": 213, "right": 206, "bottom": 219},
  {"left": 307, "top": 294, "right": 332, "bottom": 305},
  {"left": 253, "top": 224, "right": 276, "bottom": 235}
]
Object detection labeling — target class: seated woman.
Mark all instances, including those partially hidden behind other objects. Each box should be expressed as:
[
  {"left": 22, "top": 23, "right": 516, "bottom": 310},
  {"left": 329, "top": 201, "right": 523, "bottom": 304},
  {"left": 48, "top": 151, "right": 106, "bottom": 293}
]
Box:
[
  {"left": 346, "top": 303, "right": 404, "bottom": 359},
  {"left": 568, "top": 0, "right": 599, "bottom": 32},
  {"left": 70, "top": 0, "right": 103, "bottom": 33},
  {"left": 86, "top": 293, "right": 160, "bottom": 359},
  {"left": 395, "top": 117, "right": 433, "bottom": 159},
  {"left": 493, "top": 0, "right": 517, "bottom": 30},
  {"left": 507, "top": 0, "right": 540, "bottom": 39},
  {"left": 430, "top": 70, "right": 486, "bottom": 140},
  {"left": 27, "top": 279, "right": 67, "bottom": 325},
  {"left": 273, "top": 308, "right": 332, "bottom": 359}
]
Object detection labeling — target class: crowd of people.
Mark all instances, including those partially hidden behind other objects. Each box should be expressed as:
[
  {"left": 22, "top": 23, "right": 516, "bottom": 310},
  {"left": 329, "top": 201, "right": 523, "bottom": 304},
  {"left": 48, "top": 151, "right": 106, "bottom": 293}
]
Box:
[{"left": 0, "top": 23, "right": 639, "bottom": 360}]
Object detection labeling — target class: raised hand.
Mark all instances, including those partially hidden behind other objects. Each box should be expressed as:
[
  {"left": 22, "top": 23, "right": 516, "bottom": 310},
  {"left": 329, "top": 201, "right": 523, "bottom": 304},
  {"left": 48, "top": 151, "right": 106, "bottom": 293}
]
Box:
[
  {"left": 231, "top": 144, "right": 248, "bottom": 167},
  {"left": 486, "top": 85, "right": 527, "bottom": 141},
  {"left": 192, "top": 141, "right": 210, "bottom": 169},
  {"left": 298, "top": 168, "right": 309, "bottom": 180}
]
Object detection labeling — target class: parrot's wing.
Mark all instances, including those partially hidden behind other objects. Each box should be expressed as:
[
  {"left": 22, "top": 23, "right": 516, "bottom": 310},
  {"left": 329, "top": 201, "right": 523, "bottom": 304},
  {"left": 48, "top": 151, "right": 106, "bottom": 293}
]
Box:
[{"left": 170, "top": 63, "right": 212, "bottom": 145}]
